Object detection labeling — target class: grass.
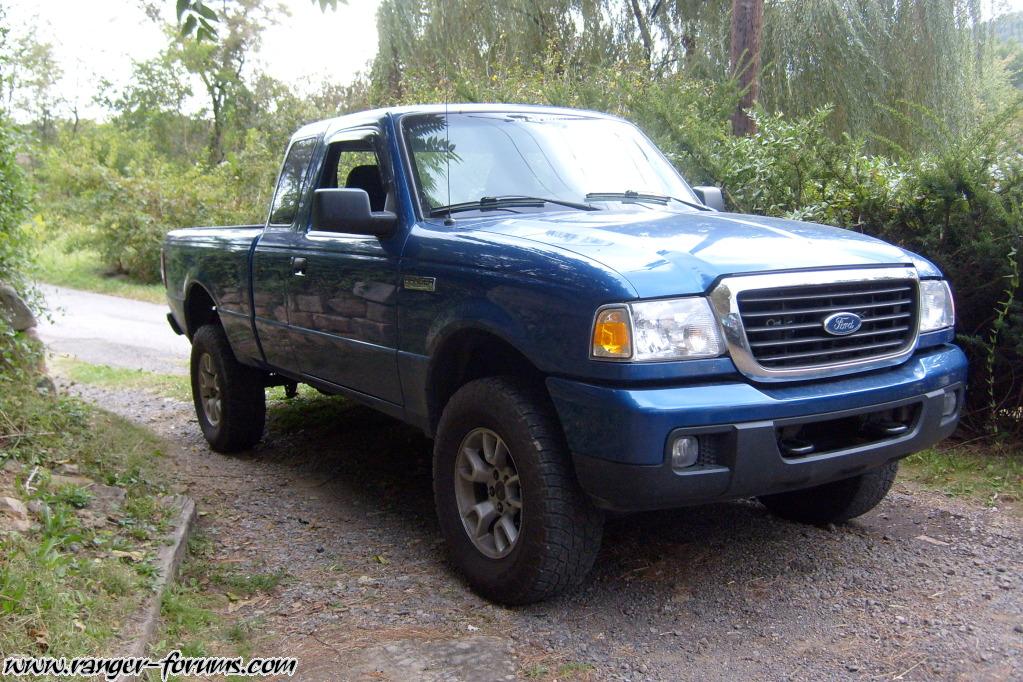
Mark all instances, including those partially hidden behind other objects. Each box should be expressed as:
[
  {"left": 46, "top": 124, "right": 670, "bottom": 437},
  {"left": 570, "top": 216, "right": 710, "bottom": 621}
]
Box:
[
  {"left": 52, "top": 355, "right": 192, "bottom": 402},
  {"left": 32, "top": 233, "right": 164, "bottom": 304},
  {"left": 145, "top": 532, "right": 282, "bottom": 678},
  {"left": 902, "top": 442, "right": 1023, "bottom": 513},
  {"left": 0, "top": 375, "right": 172, "bottom": 660},
  {"left": 51, "top": 356, "right": 326, "bottom": 409},
  {"left": 523, "top": 661, "right": 596, "bottom": 680}
]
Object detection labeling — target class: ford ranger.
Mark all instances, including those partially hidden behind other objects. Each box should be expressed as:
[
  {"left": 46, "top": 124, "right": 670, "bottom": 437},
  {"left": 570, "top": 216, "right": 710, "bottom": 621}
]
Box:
[{"left": 162, "top": 104, "right": 965, "bottom": 604}]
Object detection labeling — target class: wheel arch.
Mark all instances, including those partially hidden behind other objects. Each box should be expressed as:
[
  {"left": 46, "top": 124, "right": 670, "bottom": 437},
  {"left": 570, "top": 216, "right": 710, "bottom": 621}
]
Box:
[
  {"left": 183, "top": 282, "right": 219, "bottom": 339},
  {"left": 425, "top": 325, "right": 547, "bottom": 435}
]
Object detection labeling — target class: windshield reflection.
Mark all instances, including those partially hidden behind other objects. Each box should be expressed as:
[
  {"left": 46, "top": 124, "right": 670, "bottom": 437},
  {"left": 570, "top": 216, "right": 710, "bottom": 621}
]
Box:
[{"left": 402, "top": 112, "right": 699, "bottom": 215}]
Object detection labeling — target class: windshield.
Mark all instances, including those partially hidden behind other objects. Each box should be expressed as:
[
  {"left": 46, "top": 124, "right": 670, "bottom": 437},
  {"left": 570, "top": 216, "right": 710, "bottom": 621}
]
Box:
[{"left": 401, "top": 112, "right": 699, "bottom": 215}]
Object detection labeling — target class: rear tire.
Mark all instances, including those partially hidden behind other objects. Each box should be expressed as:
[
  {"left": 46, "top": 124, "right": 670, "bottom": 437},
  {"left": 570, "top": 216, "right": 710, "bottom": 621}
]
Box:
[
  {"left": 190, "top": 324, "right": 266, "bottom": 453},
  {"left": 758, "top": 461, "right": 899, "bottom": 524},
  {"left": 433, "top": 377, "right": 603, "bottom": 605}
]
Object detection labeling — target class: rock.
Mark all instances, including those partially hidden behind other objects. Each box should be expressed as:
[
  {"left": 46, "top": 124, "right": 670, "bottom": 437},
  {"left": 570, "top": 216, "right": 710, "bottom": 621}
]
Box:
[
  {"left": 76, "top": 510, "right": 106, "bottom": 529},
  {"left": 89, "top": 483, "right": 126, "bottom": 509},
  {"left": 50, "top": 474, "right": 93, "bottom": 488},
  {"left": 55, "top": 464, "right": 80, "bottom": 475},
  {"left": 35, "top": 375, "right": 56, "bottom": 395},
  {"left": 0, "top": 284, "right": 35, "bottom": 331},
  {"left": 0, "top": 496, "right": 30, "bottom": 533}
]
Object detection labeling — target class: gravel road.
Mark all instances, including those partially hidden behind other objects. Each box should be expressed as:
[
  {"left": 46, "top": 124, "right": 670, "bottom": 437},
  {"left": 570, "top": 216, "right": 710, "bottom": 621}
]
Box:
[
  {"left": 39, "top": 284, "right": 1021, "bottom": 680},
  {"left": 62, "top": 381, "right": 1022, "bottom": 681}
]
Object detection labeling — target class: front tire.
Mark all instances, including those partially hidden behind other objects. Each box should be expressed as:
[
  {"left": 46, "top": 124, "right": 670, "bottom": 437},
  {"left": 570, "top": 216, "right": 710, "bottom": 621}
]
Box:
[
  {"left": 190, "top": 324, "right": 266, "bottom": 453},
  {"left": 433, "top": 377, "right": 603, "bottom": 605},
  {"left": 758, "top": 461, "right": 899, "bottom": 524}
]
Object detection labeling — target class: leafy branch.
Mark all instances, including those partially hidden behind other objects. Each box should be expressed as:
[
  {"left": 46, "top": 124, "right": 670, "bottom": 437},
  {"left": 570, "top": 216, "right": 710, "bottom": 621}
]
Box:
[{"left": 176, "top": 0, "right": 342, "bottom": 40}]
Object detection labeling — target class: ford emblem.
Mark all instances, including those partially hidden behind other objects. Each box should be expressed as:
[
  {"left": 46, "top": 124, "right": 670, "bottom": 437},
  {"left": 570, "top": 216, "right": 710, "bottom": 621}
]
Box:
[{"left": 822, "top": 312, "right": 863, "bottom": 336}]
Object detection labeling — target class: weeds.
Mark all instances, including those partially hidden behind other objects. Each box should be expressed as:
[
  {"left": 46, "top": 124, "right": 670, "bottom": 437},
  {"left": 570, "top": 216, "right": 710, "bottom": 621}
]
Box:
[
  {"left": 0, "top": 384, "right": 171, "bottom": 659},
  {"left": 902, "top": 444, "right": 1023, "bottom": 512}
]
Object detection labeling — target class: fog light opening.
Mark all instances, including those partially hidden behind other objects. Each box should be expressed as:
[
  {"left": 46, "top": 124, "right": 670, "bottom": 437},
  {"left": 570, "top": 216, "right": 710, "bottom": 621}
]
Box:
[
  {"left": 942, "top": 390, "right": 958, "bottom": 418},
  {"left": 670, "top": 436, "right": 699, "bottom": 472}
]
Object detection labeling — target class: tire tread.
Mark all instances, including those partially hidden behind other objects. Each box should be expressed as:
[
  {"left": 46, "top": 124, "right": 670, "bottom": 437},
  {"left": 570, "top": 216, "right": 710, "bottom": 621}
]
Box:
[
  {"left": 190, "top": 324, "right": 266, "bottom": 453},
  {"left": 759, "top": 461, "right": 899, "bottom": 524},
  {"left": 434, "top": 376, "right": 603, "bottom": 604}
]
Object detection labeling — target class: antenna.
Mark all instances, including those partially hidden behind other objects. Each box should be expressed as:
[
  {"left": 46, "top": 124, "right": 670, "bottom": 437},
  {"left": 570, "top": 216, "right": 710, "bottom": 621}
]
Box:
[{"left": 443, "top": 97, "right": 453, "bottom": 226}]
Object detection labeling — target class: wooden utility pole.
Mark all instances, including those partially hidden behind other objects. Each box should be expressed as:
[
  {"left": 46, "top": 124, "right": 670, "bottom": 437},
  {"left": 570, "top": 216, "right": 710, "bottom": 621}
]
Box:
[{"left": 729, "top": 0, "right": 764, "bottom": 136}]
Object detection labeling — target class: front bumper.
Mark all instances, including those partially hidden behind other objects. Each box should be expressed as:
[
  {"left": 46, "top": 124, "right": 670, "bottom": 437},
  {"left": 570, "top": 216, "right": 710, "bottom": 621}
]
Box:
[{"left": 547, "top": 345, "right": 967, "bottom": 512}]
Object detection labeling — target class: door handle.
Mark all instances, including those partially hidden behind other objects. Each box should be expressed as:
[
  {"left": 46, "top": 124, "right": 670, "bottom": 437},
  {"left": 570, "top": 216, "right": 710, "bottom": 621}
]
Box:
[{"left": 292, "top": 257, "right": 307, "bottom": 277}]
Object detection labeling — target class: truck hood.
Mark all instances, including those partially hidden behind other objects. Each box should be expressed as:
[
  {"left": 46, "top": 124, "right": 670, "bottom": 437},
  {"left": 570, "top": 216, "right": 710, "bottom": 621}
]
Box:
[{"left": 469, "top": 208, "right": 939, "bottom": 298}]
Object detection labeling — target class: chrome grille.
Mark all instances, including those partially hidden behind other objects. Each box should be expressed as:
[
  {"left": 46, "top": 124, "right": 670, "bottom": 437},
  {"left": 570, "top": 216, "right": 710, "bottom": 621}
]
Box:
[{"left": 736, "top": 279, "right": 918, "bottom": 370}]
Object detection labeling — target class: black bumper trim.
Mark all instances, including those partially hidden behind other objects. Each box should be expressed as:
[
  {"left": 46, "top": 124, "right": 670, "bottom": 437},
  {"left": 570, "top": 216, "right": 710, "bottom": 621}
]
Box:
[{"left": 573, "top": 385, "right": 961, "bottom": 512}]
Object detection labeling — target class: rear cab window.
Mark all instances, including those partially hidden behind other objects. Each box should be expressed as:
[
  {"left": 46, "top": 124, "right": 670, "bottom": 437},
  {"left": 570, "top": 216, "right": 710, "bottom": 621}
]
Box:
[{"left": 268, "top": 137, "right": 318, "bottom": 226}]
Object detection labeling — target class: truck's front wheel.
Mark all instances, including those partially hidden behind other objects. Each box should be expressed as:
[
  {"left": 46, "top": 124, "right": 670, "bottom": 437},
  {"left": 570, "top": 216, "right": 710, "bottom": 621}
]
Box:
[
  {"left": 190, "top": 324, "right": 266, "bottom": 453},
  {"left": 433, "top": 377, "right": 603, "bottom": 605},
  {"left": 758, "top": 461, "right": 899, "bottom": 524}
]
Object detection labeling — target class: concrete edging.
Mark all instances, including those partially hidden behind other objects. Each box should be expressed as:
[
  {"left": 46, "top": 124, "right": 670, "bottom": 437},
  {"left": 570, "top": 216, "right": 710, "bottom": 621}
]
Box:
[{"left": 114, "top": 494, "right": 197, "bottom": 680}]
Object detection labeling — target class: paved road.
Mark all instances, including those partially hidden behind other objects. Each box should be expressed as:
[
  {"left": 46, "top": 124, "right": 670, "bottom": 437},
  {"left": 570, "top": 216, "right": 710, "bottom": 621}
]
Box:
[{"left": 36, "top": 284, "right": 190, "bottom": 375}]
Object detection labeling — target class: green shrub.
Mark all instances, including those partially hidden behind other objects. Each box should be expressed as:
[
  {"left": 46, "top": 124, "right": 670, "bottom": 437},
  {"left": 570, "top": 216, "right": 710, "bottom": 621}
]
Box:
[
  {"left": 0, "top": 114, "right": 40, "bottom": 380},
  {"left": 0, "top": 117, "right": 30, "bottom": 285},
  {"left": 34, "top": 126, "right": 276, "bottom": 283}
]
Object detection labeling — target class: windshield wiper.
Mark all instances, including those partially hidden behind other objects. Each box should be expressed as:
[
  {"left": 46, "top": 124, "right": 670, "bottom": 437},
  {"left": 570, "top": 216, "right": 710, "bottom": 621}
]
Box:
[
  {"left": 430, "top": 195, "right": 599, "bottom": 217},
  {"left": 585, "top": 190, "right": 712, "bottom": 212}
]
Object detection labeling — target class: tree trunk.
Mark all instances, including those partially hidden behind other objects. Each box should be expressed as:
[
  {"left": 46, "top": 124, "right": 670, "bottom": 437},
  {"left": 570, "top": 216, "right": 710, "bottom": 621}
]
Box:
[
  {"left": 629, "top": 0, "right": 654, "bottom": 64},
  {"left": 729, "top": 0, "right": 764, "bottom": 136},
  {"left": 209, "top": 92, "right": 224, "bottom": 164}
]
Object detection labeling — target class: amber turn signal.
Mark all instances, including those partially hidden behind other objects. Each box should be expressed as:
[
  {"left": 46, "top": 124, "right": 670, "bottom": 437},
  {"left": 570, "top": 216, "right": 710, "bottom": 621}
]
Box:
[{"left": 592, "top": 307, "right": 632, "bottom": 358}]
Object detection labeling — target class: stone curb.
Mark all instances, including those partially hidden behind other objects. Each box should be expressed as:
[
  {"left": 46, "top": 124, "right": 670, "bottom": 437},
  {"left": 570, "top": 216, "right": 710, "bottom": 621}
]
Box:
[{"left": 114, "top": 495, "right": 197, "bottom": 681}]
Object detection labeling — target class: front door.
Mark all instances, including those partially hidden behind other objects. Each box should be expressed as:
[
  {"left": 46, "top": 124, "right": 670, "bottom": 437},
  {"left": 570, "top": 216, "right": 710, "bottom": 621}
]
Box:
[{"left": 287, "top": 128, "right": 404, "bottom": 404}]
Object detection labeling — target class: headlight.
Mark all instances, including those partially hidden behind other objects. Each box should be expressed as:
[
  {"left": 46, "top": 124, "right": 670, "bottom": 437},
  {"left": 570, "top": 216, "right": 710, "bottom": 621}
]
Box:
[
  {"left": 919, "top": 280, "right": 954, "bottom": 332},
  {"left": 591, "top": 298, "right": 725, "bottom": 361}
]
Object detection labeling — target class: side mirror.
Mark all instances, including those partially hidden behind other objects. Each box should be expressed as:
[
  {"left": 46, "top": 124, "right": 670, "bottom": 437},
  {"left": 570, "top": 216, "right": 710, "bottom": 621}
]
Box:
[
  {"left": 692, "top": 186, "right": 725, "bottom": 211},
  {"left": 311, "top": 188, "right": 397, "bottom": 237}
]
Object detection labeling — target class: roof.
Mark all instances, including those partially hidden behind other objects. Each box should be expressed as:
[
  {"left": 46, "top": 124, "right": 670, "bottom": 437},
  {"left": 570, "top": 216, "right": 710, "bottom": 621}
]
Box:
[{"left": 291, "top": 103, "right": 622, "bottom": 142}]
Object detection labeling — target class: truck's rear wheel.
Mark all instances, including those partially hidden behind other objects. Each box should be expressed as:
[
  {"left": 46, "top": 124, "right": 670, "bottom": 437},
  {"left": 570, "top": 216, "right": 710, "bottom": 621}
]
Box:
[
  {"left": 758, "top": 461, "right": 899, "bottom": 524},
  {"left": 433, "top": 377, "right": 603, "bottom": 605},
  {"left": 190, "top": 324, "right": 266, "bottom": 453}
]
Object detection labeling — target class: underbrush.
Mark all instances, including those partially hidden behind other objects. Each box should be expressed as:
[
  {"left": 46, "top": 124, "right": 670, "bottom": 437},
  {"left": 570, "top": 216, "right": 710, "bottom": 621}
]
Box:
[{"left": 32, "top": 228, "right": 165, "bottom": 304}]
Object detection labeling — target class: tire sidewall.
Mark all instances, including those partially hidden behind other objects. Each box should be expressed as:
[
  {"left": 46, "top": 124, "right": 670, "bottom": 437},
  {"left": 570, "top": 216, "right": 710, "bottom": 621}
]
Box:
[
  {"left": 190, "top": 328, "right": 227, "bottom": 446},
  {"left": 434, "top": 385, "right": 550, "bottom": 598}
]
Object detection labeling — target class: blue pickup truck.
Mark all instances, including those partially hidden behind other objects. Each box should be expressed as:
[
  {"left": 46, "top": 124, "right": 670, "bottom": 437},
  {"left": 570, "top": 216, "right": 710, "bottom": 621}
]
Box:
[{"left": 162, "top": 104, "right": 965, "bottom": 604}]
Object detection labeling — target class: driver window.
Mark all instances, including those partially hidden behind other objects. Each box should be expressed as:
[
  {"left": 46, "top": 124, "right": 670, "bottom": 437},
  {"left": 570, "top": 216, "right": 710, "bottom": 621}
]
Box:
[{"left": 319, "top": 137, "right": 390, "bottom": 212}]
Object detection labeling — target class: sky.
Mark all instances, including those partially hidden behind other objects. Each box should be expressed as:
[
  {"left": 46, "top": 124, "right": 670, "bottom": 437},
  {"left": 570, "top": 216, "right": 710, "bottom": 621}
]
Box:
[{"left": 4, "top": 0, "right": 383, "bottom": 119}]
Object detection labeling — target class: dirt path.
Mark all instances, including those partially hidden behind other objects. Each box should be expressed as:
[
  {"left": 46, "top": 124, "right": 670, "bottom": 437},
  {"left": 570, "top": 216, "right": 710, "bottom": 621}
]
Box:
[{"left": 61, "top": 380, "right": 1021, "bottom": 681}]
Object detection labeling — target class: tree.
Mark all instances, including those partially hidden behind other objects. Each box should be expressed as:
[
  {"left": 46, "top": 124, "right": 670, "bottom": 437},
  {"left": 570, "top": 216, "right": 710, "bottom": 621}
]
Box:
[
  {"left": 175, "top": 0, "right": 342, "bottom": 39},
  {"left": 104, "top": 54, "right": 206, "bottom": 161},
  {"left": 729, "top": 0, "right": 763, "bottom": 136},
  {"left": 0, "top": 29, "right": 64, "bottom": 142},
  {"left": 171, "top": 0, "right": 282, "bottom": 163}
]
